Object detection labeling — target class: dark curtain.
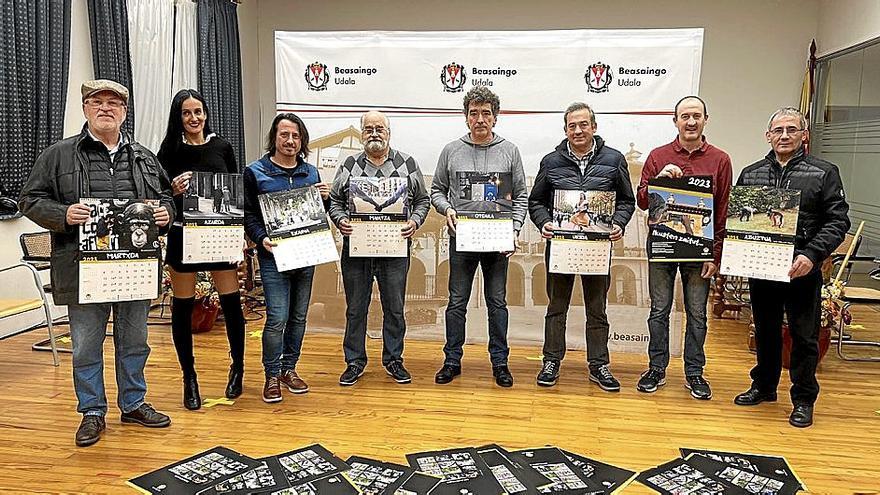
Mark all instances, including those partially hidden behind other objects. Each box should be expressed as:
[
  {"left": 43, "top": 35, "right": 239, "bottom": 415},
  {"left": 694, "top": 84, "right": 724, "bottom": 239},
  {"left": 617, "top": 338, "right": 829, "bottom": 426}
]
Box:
[
  {"left": 0, "top": 0, "right": 71, "bottom": 201},
  {"left": 197, "top": 0, "right": 245, "bottom": 168},
  {"left": 87, "top": 0, "right": 135, "bottom": 135}
]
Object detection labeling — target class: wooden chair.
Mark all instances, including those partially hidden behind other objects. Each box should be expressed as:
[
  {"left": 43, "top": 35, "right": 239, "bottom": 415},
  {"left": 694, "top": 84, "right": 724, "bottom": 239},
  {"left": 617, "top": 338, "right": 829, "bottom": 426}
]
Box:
[{"left": 0, "top": 263, "right": 59, "bottom": 365}]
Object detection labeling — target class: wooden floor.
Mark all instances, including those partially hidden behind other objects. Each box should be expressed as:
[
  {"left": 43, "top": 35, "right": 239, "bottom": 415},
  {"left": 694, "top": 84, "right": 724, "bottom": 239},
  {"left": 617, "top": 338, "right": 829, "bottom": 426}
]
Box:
[{"left": 0, "top": 306, "right": 878, "bottom": 494}]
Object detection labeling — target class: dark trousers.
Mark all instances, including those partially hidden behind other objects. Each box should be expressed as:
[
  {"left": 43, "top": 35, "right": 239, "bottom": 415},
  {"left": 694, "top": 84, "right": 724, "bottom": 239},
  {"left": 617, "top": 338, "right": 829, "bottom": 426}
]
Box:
[
  {"left": 443, "top": 238, "right": 510, "bottom": 367},
  {"left": 542, "top": 249, "right": 611, "bottom": 367},
  {"left": 341, "top": 241, "right": 409, "bottom": 369},
  {"left": 748, "top": 270, "right": 822, "bottom": 405}
]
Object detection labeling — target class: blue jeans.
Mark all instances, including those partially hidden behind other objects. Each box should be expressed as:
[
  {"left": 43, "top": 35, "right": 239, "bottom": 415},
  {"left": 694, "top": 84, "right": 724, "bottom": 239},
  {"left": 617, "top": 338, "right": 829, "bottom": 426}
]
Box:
[
  {"left": 341, "top": 241, "right": 409, "bottom": 369},
  {"left": 68, "top": 300, "right": 151, "bottom": 417},
  {"left": 259, "top": 254, "right": 315, "bottom": 377},
  {"left": 646, "top": 262, "right": 709, "bottom": 376},
  {"left": 443, "top": 238, "right": 510, "bottom": 367}
]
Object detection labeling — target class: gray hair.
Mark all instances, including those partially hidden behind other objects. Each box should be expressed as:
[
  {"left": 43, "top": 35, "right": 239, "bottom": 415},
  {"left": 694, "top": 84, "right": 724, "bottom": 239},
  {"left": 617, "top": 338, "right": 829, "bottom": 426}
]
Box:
[
  {"left": 767, "top": 106, "right": 807, "bottom": 130},
  {"left": 360, "top": 111, "right": 391, "bottom": 130},
  {"left": 563, "top": 102, "right": 596, "bottom": 126},
  {"left": 463, "top": 85, "right": 500, "bottom": 116}
]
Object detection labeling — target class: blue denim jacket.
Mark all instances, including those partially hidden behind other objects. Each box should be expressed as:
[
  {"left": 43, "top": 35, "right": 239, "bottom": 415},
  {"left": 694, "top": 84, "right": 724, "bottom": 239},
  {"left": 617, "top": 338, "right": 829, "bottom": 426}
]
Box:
[{"left": 243, "top": 154, "right": 325, "bottom": 255}]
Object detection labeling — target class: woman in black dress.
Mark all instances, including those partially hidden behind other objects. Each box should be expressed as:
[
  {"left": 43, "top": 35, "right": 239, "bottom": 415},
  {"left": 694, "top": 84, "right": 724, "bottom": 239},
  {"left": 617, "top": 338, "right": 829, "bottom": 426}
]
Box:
[{"left": 158, "top": 89, "right": 245, "bottom": 410}]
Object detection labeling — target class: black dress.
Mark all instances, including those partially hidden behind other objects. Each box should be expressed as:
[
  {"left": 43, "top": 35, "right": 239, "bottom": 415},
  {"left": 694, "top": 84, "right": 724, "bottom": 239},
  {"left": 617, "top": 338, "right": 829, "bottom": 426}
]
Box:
[{"left": 158, "top": 135, "right": 239, "bottom": 273}]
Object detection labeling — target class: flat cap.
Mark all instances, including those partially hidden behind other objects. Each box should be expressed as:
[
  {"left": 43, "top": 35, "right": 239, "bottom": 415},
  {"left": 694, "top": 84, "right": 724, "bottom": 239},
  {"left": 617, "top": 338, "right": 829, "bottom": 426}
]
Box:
[{"left": 81, "top": 79, "right": 129, "bottom": 104}]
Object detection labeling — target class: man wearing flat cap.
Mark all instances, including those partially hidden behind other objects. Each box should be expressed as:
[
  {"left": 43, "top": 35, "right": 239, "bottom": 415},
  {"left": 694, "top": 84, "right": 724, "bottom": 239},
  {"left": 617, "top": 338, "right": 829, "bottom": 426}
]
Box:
[{"left": 19, "top": 79, "right": 175, "bottom": 447}]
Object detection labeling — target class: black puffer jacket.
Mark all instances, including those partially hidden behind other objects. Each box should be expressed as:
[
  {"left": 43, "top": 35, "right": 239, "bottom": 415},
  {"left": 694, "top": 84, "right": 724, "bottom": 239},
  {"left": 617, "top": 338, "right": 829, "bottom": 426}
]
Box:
[
  {"left": 737, "top": 148, "right": 850, "bottom": 266},
  {"left": 528, "top": 136, "right": 635, "bottom": 231},
  {"left": 18, "top": 126, "right": 174, "bottom": 305}
]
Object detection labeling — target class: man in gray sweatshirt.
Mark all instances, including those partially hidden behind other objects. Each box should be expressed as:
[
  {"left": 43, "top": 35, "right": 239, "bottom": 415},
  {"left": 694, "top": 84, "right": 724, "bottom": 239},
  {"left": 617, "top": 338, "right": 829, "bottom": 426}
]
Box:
[{"left": 430, "top": 86, "right": 528, "bottom": 387}]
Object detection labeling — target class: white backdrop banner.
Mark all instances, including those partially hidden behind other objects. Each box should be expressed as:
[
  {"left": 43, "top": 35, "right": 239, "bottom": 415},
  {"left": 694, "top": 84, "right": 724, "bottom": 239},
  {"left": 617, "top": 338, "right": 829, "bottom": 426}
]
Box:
[{"left": 274, "top": 29, "right": 704, "bottom": 356}]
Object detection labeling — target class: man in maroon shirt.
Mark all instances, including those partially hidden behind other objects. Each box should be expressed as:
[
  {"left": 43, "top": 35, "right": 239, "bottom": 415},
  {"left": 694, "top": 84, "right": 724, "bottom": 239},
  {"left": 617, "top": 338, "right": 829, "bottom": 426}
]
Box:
[{"left": 635, "top": 96, "right": 732, "bottom": 400}]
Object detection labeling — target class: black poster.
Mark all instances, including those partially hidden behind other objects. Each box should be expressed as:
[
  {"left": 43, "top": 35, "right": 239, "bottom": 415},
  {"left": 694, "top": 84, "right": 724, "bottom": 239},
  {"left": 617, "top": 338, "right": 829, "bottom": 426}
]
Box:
[
  {"left": 679, "top": 449, "right": 804, "bottom": 491},
  {"left": 199, "top": 456, "right": 290, "bottom": 495},
  {"left": 559, "top": 449, "right": 636, "bottom": 494},
  {"left": 344, "top": 455, "right": 414, "bottom": 495},
  {"left": 507, "top": 447, "right": 597, "bottom": 494},
  {"left": 477, "top": 444, "right": 551, "bottom": 494},
  {"left": 394, "top": 472, "right": 442, "bottom": 495},
  {"left": 273, "top": 444, "right": 351, "bottom": 487},
  {"left": 127, "top": 446, "right": 260, "bottom": 495},
  {"left": 405, "top": 447, "right": 504, "bottom": 495},
  {"left": 684, "top": 455, "right": 801, "bottom": 495},
  {"left": 636, "top": 457, "right": 749, "bottom": 495}
]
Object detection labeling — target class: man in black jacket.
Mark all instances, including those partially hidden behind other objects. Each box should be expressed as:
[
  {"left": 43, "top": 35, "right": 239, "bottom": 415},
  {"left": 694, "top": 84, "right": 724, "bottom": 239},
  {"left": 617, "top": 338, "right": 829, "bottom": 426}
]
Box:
[
  {"left": 528, "top": 102, "right": 635, "bottom": 391},
  {"left": 19, "top": 79, "right": 175, "bottom": 446},
  {"left": 733, "top": 107, "right": 850, "bottom": 428}
]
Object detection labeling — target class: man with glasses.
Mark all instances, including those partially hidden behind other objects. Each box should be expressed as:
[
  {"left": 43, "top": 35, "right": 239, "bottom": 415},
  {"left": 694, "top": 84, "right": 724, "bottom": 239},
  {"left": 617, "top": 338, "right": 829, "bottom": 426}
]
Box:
[
  {"left": 328, "top": 111, "right": 431, "bottom": 386},
  {"left": 19, "top": 79, "right": 175, "bottom": 446},
  {"left": 733, "top": 107, "right": 849, "bottom": 428},
  {"left": 431, "top": 85, "right": 528, "bottom": 387},
  {"left": 529, "top": 102, "right": 634, "bottom": 391},
  {"left": 635, "top": 96, "right": 732, "bottom": 400}
]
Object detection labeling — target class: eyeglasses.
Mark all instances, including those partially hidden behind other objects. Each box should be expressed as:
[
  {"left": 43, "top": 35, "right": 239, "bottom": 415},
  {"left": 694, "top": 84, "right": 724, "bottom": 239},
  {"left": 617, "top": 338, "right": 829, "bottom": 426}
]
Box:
[
  {"left": 85, "top": 99, "right": 125, "bottom": 110},
  {"left": 769, "top": 126, "right": 804, "bottom": 136},
  {"left": 362, "top": 126, "right": 387, "bottom": 135}
]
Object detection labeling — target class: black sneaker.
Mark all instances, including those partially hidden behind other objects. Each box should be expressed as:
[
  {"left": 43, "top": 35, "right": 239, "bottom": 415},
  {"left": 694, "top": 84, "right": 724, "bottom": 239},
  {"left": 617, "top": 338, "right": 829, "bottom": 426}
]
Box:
[
  {"left": 385, "top": 361, "right": 412, "bottom": 384},
  {"left": 75, "top": 415, "right": 105, "bottom": 447},
  {"left": 493, "top": 365, "right": 514, "bottom": 388},
  {"left": 685, "top": 375, "right": 712, "bottom": 400},
  {"left": 536, "top": 360, "right": 560, "bottom": 387},
  {"left": 637, "top": 368, "right": 666, "bottom": 393},
  {"left": 121, "top": 403, "right": 171, "bottom": 428},
  {"left": 434, "top": 364, "right": 461, "bottom": 384},
  {"left": 339, "top": 364, "right": 364, "bottom": 386},
  {"left": 588, "top": 365, "right": 620, "bottom": 392}
]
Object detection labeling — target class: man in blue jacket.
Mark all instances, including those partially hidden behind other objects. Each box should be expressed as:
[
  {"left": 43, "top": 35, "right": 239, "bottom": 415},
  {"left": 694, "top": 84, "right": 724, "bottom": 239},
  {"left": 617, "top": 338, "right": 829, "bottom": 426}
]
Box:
[{"left": 528, "top": 102, "right": 635, "bottom": 391}]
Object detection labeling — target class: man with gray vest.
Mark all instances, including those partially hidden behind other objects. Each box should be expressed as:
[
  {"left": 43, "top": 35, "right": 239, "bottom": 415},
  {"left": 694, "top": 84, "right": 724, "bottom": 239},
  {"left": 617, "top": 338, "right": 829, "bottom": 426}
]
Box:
[
  {"left": 329, "top": 111, "right": 431, "bottom": 386},
  {"left": 19, "top": 79, "right": 175, "bottom": 447}
]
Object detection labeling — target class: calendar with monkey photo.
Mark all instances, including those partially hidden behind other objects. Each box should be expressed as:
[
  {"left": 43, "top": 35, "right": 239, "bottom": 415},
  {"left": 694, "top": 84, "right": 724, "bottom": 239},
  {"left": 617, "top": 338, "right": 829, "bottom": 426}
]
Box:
[{"left": 78, "top": 198, "right": 161, "bottom": 304}]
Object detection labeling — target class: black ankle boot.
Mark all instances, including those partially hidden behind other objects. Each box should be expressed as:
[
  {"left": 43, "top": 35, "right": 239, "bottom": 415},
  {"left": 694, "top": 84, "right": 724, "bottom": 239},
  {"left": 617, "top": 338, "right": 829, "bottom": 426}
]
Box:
[
  {"left": 225, "top": 365, "right": 243, "bottom": 399},
  {"left": 183, "top": 373, "right": 201, "bottom": 410}
]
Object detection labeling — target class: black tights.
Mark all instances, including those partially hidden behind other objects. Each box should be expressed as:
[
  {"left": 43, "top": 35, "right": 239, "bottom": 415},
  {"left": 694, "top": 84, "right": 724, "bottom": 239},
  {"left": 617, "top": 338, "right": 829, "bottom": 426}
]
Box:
[{"left": 171, "top": 292, "right": 245, "bottom": 376}]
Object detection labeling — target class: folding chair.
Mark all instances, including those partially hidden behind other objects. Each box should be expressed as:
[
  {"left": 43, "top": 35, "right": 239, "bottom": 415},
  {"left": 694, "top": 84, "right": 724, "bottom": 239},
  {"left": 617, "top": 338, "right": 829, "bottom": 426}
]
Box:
[
  {"left": 831, "top": 228, "right": 880, "bottom": 361},
  {"left": 0, "top": 263, "right": 59, "bottom": 365},
  {"left": 19, "top": 232, "right": 72, "bottom": 354}
]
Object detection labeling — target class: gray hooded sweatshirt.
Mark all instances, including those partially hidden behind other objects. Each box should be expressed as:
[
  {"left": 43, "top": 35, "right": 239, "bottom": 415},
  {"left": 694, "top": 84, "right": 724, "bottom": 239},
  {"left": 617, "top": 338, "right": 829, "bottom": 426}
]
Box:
[{"left": 430, "top": 133, "right": 528, "bottom": 232}]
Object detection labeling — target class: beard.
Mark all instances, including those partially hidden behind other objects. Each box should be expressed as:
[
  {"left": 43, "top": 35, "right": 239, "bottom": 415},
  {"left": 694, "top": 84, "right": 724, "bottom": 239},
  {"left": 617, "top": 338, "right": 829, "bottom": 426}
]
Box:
[{"left": 365, "top": 139, "right": 386, "bottom": 155}]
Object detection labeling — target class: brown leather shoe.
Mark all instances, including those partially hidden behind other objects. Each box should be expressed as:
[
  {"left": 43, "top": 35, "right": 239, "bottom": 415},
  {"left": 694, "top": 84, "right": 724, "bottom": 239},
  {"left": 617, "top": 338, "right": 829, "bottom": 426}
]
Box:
[
  {"left": 262, "top": 375, "right": 283, "bottom": 403},
  {"left": 279, "top": 369, "right": 309, "bottom": 394},
  {"left": 75, "top": 415, "right": 105, "bottom": 447}
]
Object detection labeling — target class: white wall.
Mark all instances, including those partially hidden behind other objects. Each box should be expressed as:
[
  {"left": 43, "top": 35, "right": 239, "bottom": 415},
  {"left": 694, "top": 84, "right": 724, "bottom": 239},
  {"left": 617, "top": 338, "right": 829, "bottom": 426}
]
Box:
[
  {"left": 240, "top": 0, "right": 819, "bottom": 175},
  {"left": 817, "top": 0, "right": 880, "bottom": 56}
]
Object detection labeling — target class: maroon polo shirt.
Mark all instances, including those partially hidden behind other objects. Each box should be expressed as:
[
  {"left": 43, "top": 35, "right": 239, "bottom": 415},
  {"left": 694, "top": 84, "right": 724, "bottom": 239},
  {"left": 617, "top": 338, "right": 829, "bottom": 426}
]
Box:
[{"left": 637, "top": 137, "right": 733, "bottom": 264}]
